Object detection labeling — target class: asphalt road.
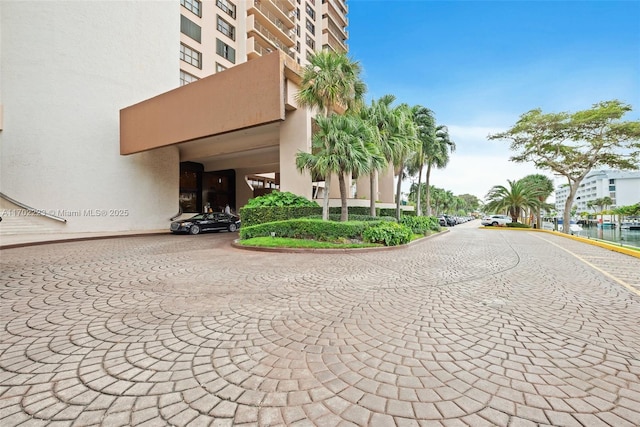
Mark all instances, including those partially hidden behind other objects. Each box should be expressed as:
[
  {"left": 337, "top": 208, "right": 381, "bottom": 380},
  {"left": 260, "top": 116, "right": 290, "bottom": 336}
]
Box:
[{"left": 1, "top": 221, "right": 639, "bottom": 426}]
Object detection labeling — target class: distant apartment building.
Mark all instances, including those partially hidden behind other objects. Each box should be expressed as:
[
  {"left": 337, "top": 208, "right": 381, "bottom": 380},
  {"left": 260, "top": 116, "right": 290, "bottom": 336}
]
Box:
[
  {"left": 1, "top": 0, "right": 395, "bottom": 236},
  {"left": 555, "top": 170, "right": 640, "bottom": 214}
]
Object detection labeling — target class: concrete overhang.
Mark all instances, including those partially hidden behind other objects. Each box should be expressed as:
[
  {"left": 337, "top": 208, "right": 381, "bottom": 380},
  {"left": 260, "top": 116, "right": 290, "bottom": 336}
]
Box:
[{"left": 120, "top": 51, "right": 303, "bottom": 156}]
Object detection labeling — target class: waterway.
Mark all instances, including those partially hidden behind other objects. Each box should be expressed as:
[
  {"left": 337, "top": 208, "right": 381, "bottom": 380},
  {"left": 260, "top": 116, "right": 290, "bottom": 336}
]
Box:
[{"left": 573, "top": 225, "right": 640, "bottom": 249}]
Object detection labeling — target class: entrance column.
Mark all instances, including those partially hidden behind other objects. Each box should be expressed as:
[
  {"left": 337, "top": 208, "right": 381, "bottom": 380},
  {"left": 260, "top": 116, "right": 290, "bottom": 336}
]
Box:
[
  {"left": 279, "top": 108, "right": 312, "bottom": 199},
  {"left": 379, "top": 163, "right": 395, "bottom": 203}
]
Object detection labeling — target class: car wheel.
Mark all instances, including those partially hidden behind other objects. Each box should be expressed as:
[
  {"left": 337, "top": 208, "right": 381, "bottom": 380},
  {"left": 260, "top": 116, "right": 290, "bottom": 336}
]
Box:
[
  {"left": 189, "top": 225, "right": 200, "bottom": 235},
  {"left": 492, "top": 221, "right": 498, "bottom": 226},
  {"left": 228, "top": 223, "right": 237, "bottom": 232}
]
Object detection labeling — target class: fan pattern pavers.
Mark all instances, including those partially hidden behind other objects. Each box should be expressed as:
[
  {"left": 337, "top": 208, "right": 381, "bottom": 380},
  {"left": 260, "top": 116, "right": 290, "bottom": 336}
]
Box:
[{"left": 1, "top": 224, "right": 639, "bottom": 426}]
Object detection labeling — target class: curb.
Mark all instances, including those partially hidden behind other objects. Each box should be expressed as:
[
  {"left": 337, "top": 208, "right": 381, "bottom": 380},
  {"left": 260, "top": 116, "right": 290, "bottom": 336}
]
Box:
[
  {"left": 0, "top": 231, "right": 168, "bottom": 250},
  {"left": 479, "top": 226, "right": 640, "bottom": 259}
]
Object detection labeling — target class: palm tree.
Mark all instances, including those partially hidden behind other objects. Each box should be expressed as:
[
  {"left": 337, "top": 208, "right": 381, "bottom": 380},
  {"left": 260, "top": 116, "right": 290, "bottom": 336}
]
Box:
[
  {"left": 405, "top": 105, "right": 436, "bottom": 216},
  {"left": 392, "top": 104, "right": 419, "bottom": 220},
  {"left": 424, "top": 125, "right": 455, "bottom": 215},
  {"left": 518, "top": 174, "right": 554, "bottom": 228},
  {"left": 484, "top": 179, "right": 543, "bottom": 223},
  {"left": 296, "top": 114, "right": 379, "bottom": 221},
  {"left": 359, "top": 95, "right": 408, "bottom": 216},
  {"left": 295, "top": 50, "right": 366, "bottom": 220}
]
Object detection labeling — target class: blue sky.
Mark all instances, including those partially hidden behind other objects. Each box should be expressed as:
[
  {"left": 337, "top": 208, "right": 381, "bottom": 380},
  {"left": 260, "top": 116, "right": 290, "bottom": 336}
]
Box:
[{"left": 347, "top": 0, "right": 640, "bottom": 200}]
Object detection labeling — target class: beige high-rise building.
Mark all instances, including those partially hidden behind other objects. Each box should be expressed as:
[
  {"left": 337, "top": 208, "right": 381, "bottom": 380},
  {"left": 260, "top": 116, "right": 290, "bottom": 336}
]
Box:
[
  {"left": 1, "top": 0, "right": 396, "bottom": 238},
  {"left": 178, "top": 0, "right": 349, "bottom": 85}
]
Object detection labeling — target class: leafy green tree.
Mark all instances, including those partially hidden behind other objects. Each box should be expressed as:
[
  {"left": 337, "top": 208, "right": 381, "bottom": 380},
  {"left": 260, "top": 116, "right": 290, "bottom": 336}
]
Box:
[
  {"left": 518, "top": 174, "right": 554, "bottom": 228},
  {"left": 458, "top": 194, "right": 480, "bottom": 212},
  {"left": 484, "top": 179, "right": 544, "bottom": 223},
  {"left": 489, "top": 100, "right": 640, "bottom": 233},
  {"left": 295, "top": 50, "right": 366, "bottom": 220},
  {"left": 296, "top": 114, "right": 379, "bottom": 221}
]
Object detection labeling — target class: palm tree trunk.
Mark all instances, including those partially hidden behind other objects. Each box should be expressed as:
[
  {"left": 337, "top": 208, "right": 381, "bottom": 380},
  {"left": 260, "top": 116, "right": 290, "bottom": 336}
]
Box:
[
  {"left": 416, "top": 164, "right": 423, "bottom": 216},
  {"left": 322, "top": 174, "right": 331, "bottom": 221},
  {"left": 425, "top": 164, "right": 432, "bottom": 216},
  {"left": 369, "top": 171, "right": 376, "bottom": 217},
  {"left": 339, "top": 172, "right": 348, "bottom": 222},
  {"left": 395, "top": 166, "right": 403, "bottom": 221}
]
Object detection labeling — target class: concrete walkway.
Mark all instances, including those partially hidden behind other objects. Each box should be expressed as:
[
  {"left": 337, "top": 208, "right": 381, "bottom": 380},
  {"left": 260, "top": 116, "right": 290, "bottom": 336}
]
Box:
[{"left": 1, "top": 222, "right": 639, "bottom": 426}]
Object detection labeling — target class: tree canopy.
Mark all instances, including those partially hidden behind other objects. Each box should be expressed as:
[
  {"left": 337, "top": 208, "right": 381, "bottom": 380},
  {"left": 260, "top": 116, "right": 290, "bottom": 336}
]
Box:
[{"left": 489, "top": 100, "right": 640, "bottom": 233}]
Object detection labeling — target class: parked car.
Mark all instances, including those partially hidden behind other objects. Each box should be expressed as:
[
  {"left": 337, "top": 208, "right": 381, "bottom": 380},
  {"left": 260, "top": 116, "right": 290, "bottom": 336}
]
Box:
[
  {"left": 170, "top": 212, "right": 241, "bottom": 235},
  {"left": 481, "top": 214, "right": 512, "bottom": 226},
  {"left": 438, "top": 216, "right": 447, "bottom": 226}
]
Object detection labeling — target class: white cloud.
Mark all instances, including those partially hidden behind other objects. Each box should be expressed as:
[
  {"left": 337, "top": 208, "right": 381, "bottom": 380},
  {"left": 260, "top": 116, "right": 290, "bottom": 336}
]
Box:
[{"left": 405, "top": 153, "right": 556, "bottom": 202}]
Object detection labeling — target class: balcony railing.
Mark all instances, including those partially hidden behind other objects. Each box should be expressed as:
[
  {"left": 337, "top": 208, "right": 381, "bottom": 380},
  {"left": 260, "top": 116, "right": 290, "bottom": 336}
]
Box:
[
  {"left": 252, "top": 19, "right": 291, "bottom": 51},
  {"left": 253, "top": 0, "right": 293, "bottom": 34}
]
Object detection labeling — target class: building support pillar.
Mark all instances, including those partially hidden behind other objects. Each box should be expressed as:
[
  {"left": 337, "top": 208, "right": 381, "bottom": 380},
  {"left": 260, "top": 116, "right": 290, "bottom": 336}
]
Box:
[{"left": 279, "top": 108, "right": 312, "bottom": 199}]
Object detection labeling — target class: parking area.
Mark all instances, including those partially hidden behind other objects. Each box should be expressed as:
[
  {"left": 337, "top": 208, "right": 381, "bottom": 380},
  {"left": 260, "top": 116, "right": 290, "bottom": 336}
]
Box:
[{"left": 1, "top": 225, "right": 639, "bottom": 426}]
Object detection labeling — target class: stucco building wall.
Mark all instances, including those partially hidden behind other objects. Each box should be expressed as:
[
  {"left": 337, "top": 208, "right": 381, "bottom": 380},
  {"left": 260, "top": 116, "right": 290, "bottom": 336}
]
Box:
[{"left": 0, "top": 1, "right": 180, "bottom": 233}]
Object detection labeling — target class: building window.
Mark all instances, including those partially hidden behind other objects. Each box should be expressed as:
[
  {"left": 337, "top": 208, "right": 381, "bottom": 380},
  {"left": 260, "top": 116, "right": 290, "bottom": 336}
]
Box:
[
  {"left": 181, "top": 15, "right": 202, "bottom": 42},
  {"left": 180, "top": 0, "right": 201, "bottom": 17},
  {"left": 216, "top": 39, "right": 236, "bottom": 63},
  {"left": 296, "top": 25, "right": 301, "bottom": 36},
  {"left": 216, "top": 0, "right": 236, "bottom": 19},
  {"left": 180, "top": 43, "right": 202, "bottom": 69},
  {"left": 216, "top": 62, "right": 227, "bottom": 72},
  {"left": 305, "top": 3, "right": 315, "bottom": 19},
  {"left": 305, "top": 34, "right": 315, "bottom": 49},
  {"left": 296, "top": 41, "right": 300, "bottom": 52},
  {"left": 609, "top": 179, "right": 615, "bottom": 184},
  {"left": 609, "top": 185, "right": 616, "bottom": 191},
  {"left": 306, "top": 19, "right": 315, "bottom": 34},
  {"left": 217, "top": 15, "right": 236, "bottom": 40},
  {"left": 180, "top": 70, "right": 199, "bottom": 86}
]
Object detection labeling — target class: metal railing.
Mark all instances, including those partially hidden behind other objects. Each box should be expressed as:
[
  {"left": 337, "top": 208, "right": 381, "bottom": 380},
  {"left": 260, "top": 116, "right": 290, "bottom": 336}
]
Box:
[
  {"left": 253, "top": 0, "right": 292, "bottom": 34},
  {"left": 0, "top": 192, "right": 67, "bottom": 223}
]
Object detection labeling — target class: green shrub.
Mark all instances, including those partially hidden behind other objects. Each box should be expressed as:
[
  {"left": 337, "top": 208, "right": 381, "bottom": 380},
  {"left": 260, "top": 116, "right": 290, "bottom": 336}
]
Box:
[
  {"left": 329, "top": 206, "right": 377, "bottom": 216},
  {"left": 363, "top": 222, "right": 412, "bottom": 246},
  {"left": 245, "top": 191, "right": 319, "bottom": 208},
  {"left": 306, "top": 214, "right": 396, "bottom": 222},
  {"left": 239, "top": 218, "right": 377, "bottom": 241},
  {"left": 400, "top": 216, "right": 440, "bottom": 234},
  {"left": 239, "top": 206, "right": 322, "bottom": 227},
  {"left": 506, "top": 222, "right": 531, "bottom": 228}
]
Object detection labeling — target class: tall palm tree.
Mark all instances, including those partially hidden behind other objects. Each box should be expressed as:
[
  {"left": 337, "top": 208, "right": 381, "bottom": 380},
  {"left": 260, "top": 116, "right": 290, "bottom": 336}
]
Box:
[
  {"left": 518, "top": 174, "right": 554, "bottom": 228},
  {"left": 296, "top": 114, "right": 379, "bottom": 221},
  {"left": 405, "top": 105, "right": 436, "bottom": 216},
  {"left": 484, "top": 179, "right": 543, "bottom": 223},
  {"left": 295, "top": 50, "right": 366, "bottom": 220},
  {"left": 424, "top": 125, "right": 455, "bottom": 215},
  {"left": 359, "top": 95, "right": 407, "bottom": 216},
  {"left": 391, "top": 103, "right": 419, "bottom": 220}
]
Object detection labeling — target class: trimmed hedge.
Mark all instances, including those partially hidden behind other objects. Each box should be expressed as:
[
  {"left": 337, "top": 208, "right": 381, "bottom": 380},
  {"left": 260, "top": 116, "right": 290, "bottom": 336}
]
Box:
[
  {"left": 400, "top": 216, "right": 440, "bottom": 234},
  {"left": 506, "top": 222, "right": 531, "bottom": 228},
  {"left": 363, "top": 222, "right": 413, "bottom": 246},
  {"left": 306, "top": 214, "right": 397, "bottom": 222},
  {"left": 239, "top": 218, "right": 379, "bottom": 241},
  {"left": 329, "top": 206, "right": 378, "bottom": 216},
  {"left": 239, "top": 206, "right": 322, "bottom": 227}
]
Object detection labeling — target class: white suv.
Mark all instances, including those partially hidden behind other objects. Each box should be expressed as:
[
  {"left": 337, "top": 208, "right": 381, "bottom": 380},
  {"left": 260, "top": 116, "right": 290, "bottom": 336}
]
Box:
[{"left": 481, "top": 214, "right": 512, "bottom": 226}]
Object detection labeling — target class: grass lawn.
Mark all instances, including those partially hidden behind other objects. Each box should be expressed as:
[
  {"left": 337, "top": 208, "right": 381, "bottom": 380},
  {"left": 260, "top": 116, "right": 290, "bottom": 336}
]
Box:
[
  {"left": 237, "top": 232, "right": 438, "bottom": 249},
  {"left": 237, "top": 236, "right": 382, "bottom": 249}
]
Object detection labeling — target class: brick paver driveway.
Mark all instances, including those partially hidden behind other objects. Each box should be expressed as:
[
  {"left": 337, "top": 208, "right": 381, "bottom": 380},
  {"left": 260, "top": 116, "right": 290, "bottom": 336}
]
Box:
[{"left": 1, "top": 223, "right": 639, "bottom": 426}]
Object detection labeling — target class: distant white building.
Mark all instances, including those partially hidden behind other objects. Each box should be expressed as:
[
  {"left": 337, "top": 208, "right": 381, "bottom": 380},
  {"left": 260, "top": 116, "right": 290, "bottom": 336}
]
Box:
[{"left": 555, "top": 170, "right": 640, "bottom": 215}]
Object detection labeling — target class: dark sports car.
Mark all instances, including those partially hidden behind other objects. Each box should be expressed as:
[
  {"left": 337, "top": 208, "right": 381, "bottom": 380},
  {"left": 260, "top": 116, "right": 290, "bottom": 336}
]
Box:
[{"left": 170, "top": 213, "right": 241, "bottom": 235}]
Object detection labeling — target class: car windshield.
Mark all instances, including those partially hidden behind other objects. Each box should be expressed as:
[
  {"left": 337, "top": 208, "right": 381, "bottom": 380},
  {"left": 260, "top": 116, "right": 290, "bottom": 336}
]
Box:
[{"left": 189, "top": 214, "right": 206, "bottom": 220}]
